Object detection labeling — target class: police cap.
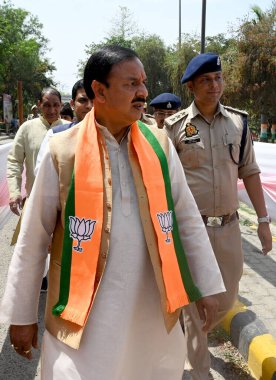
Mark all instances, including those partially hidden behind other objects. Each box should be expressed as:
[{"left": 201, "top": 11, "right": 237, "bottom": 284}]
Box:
[
  {"left": 149, "top": 93, "right": 181, "bottom": 110},
  {"left": 181, "top": 53, "right": 221, "bottom": 84}
]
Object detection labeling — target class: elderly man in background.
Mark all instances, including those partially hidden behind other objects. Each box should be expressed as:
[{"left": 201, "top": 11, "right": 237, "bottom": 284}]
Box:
[
  {"left": 7, "top": 87, "right": 68, "bottom": 216},
  {"left": 7, "top": 87, "right": 68, "bottom": 291},
  {"left": 35, "top": 79, "right": 93, "bottom": 174}
]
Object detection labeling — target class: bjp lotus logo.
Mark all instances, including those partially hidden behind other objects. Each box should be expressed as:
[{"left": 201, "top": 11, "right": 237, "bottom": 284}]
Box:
[
  {"left": 157, "top": 211, "right": 173, "bottom": 243},
  {"left": 69, "top": 216, "right": 96, "bottom": 252}
]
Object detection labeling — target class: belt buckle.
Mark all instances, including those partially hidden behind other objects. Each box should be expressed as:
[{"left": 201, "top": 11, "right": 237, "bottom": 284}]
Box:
[{"left": 206, "top": 216, "right": 223, "bottom": 227}]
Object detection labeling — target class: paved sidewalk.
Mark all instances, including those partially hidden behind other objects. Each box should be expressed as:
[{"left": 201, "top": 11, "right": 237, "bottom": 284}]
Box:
[
  {"left": 221, "top": 203, "right": 276, "bottom": 379},
  {"left": 239, "top": 203, "right": 276, "bottom": 339}
]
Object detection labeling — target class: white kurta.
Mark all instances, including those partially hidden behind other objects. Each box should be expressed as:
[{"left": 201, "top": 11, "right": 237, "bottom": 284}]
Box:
[{"left": 0, "top": 125, "right": 225, "bottom": 380}]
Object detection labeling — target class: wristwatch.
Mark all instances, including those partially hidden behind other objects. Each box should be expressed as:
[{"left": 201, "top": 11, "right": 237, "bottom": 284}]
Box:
[{"left": 257, "top": 215, "right": 271, "bottom": 223}]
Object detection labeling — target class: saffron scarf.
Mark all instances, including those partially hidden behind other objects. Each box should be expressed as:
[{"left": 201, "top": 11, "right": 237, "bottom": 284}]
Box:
[{"left": 52, "top": 110, "right": 201, "bottom": 326}]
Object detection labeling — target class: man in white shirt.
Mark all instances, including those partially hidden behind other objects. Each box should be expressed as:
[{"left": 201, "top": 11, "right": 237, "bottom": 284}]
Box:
[{"left": 1, "top": 46, "right": 225, "bottom": 380}]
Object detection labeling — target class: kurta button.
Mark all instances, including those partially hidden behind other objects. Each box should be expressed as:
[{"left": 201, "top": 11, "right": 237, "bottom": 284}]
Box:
[
  {"left": 106, "top": 203, "right": 112, "bottom": 210},
  {"left": 104, "top": 227, "right": 110, "bottom": 233},
  {"left": 102, "top": 252, "right": 107, "bottom": 259},
  {"left": 108, "top": 178, "right": 112, "bottom": 185}
]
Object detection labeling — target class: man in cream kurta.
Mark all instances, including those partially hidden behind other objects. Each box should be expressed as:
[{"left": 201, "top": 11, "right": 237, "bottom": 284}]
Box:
[
  {"left": 0, "top": 46, "right": 225, "bottom": 380},
  {"left": 7, "top": 89, "right": 69, "bottom": 214}
]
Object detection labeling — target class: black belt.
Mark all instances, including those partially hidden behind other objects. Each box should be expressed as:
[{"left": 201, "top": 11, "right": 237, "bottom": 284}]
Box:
[{"left": 202, "top": 211, "right": 238, "bottom": 227}]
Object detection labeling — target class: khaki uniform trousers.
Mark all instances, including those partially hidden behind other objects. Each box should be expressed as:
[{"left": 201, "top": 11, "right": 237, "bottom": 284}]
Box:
[{"left": 183, "top": 218, "right": 243, "bottom": 380}]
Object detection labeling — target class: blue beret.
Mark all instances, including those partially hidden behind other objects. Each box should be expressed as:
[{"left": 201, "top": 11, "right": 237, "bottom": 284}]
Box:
[
  {"left": 181, "top": 53, "right": 221, "bottom": 84},
  {"left": 149, "top": 93, "right": 181, "bottom": 110}
]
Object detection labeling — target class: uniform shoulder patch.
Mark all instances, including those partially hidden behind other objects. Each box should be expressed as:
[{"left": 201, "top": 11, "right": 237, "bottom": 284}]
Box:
[
  {"left": 223, "top": 105, "right": 248, "bottom": 116},
  {"left": 164, "top": 109, "right": 188, "bottom": 129},
  {"left": 144, "top": 113, "right": 155, "bottom": 119}
]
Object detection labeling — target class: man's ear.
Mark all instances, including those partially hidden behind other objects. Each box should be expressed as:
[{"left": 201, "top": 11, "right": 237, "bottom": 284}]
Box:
[
  {"left": 70, "top": 99, "right": 75, "bottom": 110},
  {"left": 187, "top": 81, "right": 193, "bottom": 93},
  {"left": 92, "top": 80, "right": 106, "bottom": 103}
]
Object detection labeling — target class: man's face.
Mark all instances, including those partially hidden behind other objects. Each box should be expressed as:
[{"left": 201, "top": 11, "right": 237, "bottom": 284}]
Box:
[
  {"left": 71, "top": 88, "right": 92, "bottom": 122},
  {"left": 188, "top": 71, "right": 224, "bottom": 106},
  {"left": 38, "top": 93, "right": 62, "bottom": 124},
  {"left": 95, "top": 58, "right": 148, "bottom": 126},
  {"left": 154, "top": 109, "right": 177, "bottom": 129}
]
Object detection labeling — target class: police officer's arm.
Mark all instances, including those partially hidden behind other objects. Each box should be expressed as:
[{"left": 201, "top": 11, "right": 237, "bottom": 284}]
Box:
[
  {"left": 238, "top": 122, "right": 272, "bottom": 255},
  {"left": 243, "top": 173, "right": 272, "bottom": 255}
]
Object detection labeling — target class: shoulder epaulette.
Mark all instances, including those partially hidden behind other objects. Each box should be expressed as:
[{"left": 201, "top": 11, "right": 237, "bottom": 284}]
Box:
[
  {"left": 164, "top": 109, "right": 188, "bottom": 128},
  {"left": 223, "top": 105, "right": 248, "bottom": 116},
  {"left": 145, "top": 113, "right": 155, "bottom": 119}
]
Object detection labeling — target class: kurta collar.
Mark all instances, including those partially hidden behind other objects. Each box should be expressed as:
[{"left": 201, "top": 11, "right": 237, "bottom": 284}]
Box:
[{"left": 39, "top": 115, "right": 63, "bottom": 129}]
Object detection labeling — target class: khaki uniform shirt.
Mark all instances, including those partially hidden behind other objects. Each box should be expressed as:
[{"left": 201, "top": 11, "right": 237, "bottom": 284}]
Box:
[
  {"left": 165, "top": 102, "right": 260, "bottom": 216},
  {"left": 7, "top": 116, "right": 69, "bottom": 199}
]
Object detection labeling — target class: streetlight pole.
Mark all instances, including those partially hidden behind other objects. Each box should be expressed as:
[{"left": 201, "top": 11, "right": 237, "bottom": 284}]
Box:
[
  {"left": 179, "top": 0, "right": 181, "bottom": 50},
  {"left": 201, "top": 0, "right": 206, "bottom": 53}
]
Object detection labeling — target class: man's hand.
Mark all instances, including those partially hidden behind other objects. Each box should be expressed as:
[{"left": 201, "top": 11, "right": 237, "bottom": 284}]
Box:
[
  {"left": 257, "top": 223, "right": 272, "bottom": 255},
  {"left": 9, "top": 324, "right": 38, "bottom": 360},
  {"left": 195, "top": 295, "right": 219, "bottom": 333},
  {"left": 9, "top": 196, "right": 23, "bottom": 216}
]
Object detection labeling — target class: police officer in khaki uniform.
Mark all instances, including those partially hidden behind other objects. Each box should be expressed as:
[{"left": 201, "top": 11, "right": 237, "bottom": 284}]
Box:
[
  {"left": 165, "top": 52, "right": 272, "bottom": 380},
  {"left": 150, "top": 92, "right": 181, "bottom": 129}
]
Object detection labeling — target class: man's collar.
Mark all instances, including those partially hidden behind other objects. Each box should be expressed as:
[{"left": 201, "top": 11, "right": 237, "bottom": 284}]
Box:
[
  {"left": 189, "top": 101, "right": 228, "bottom": 120},
  {"left": 39, "top": 115, "right": 62, "bottom": 127}
]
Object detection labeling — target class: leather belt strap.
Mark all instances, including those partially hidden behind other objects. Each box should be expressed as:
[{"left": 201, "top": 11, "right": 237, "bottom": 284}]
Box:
[{"left": 202, "top": 211, "right": 238, "bottom": 227}]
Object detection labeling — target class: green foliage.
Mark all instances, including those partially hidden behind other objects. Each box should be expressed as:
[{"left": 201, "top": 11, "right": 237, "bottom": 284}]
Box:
[
  {"left": 79, "top": 3, "right": 275, "bottom": 126},
  {"left": 0, "top": 0, "right": 56, "bottom": 115},
  {"left": 223, "top": 2, "right": 276, "bottom": 119},
  {"left": 132, "top": 34, "right": 172, "bottom": 103}
]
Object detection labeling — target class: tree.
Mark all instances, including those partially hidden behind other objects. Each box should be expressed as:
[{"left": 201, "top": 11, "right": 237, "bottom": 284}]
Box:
[
  {"left": 108, "top": 6, "right": 138, "bottom": 41},
  {"left": 222, "top": 2, "right": 276, "bottom": 124},
  {"left": 0, "top": 1, "right": 56, "bottom": 115},
  {"left": 132, "top": 34, "right": 171, "bottom": 103},
  {"left": 78, "top": 6, "right": 136, "bottom": 77},
  {"left": 80, "top": 7, "right": 171, "bottom": 104}
]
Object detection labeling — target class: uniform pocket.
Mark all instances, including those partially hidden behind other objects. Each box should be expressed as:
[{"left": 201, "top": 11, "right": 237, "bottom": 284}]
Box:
[
  {"left": 177, "top": 140, "right": 205, "bottom": 168},
  {"left": 221, "top": 132, "right": 241, "bottom": 164}
]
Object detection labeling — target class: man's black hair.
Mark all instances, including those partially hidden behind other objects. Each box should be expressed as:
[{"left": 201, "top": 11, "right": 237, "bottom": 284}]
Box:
[
  {"left": 60, "top": 102, "right": 74, "bottom": 119},
  {"left": 71, "top": 79, "right": 85, "bottom": 100},
  {"left": 39, "top": 87, "right": 62, "bottom": 102},
  {"left": 83, "top": 45, "right": 139, "bottom": 100}
]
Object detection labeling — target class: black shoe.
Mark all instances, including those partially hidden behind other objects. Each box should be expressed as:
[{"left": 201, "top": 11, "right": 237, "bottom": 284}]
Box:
[{"left": 41, "top": 276, "right": 48, "bottom": 293}]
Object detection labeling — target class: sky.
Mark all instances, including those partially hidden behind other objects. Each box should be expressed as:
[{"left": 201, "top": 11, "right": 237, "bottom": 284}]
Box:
[{"left": 9, "top": 0, "right": 274, "bottom": 94}]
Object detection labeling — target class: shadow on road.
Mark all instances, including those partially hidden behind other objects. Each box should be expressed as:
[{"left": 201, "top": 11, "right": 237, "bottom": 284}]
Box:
[{"left": 0, "top": 294, "right": 46, "bottom": 380}]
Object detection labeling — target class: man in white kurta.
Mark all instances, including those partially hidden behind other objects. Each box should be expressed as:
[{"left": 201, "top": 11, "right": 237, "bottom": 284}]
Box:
[{"left": 0, "top": 46, "right": 225, "bottom": 380}]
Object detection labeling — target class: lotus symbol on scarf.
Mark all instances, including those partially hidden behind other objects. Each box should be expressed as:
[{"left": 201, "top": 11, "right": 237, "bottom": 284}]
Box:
[
  {"left": 157, "top": 211, "right": 173, "bottom": 243},
  {"left": 69, "top": 216, "right": 96, "bottom": 252}
]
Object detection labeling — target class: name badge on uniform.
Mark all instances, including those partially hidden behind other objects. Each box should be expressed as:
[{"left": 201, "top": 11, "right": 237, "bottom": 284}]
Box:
[{"left": 184, "top": 123, "right": 200, "bottom": 144}]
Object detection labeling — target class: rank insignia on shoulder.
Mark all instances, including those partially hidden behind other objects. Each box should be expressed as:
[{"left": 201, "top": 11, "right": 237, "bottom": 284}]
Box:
[
  {"left": 184, "top": 123, "right": 200, "bottom": 144},
  {"left": 164, "top": 109, "right": 187, "bottom": 128},
  {"left": 223, "top": 105, "right": 248, "bottom": 116}
]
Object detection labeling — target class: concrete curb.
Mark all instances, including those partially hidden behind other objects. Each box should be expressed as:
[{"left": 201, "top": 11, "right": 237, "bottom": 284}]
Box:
[{"left": 221, "top": 300, "right": 276, "bottom": 379}]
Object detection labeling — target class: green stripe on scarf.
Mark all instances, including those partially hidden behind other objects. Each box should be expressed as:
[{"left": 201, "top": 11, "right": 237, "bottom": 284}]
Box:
[
  {"left": 52, "top": 171, "right": 75, "bottom": 316},
  {"left": 138, "top": 121, "right": 202, "bottom": 302}
]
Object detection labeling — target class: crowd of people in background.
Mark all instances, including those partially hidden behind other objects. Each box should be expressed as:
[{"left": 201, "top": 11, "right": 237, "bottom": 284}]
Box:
[{"left": 0, "top": 46, "right": 272, "bottom": 380}]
